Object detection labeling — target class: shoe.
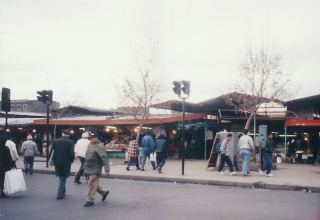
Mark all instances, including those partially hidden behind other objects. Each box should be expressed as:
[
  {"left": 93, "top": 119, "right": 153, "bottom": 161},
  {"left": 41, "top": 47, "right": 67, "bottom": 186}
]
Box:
[
  {"left": 102, "top": 190, "right": 109, "bottom": 201},
  {"left": 230, "top": 171, "right": 237, "bottom": 176},
  {"left": 141, "top": 169, "right": 145, "bottom": 171},
  {"left": 126, "top": 167, "right": 130, "bottom": 171},
  {"left": 153, "top": 167, "right": 157, "bottom": 170},
  {"left": 258, "top": 169, "right": 263, "bottom": 175},
  {"left": 84, "top": 201, "right": 94, "bottom": 207},
  {"left": 246, "top": 171, "right": 250, "bottom": 174},
  {"left": 136, "top": 167, "right": 141, "bottom": 170},
  {"left": 56, "top": 196, "right": 65, "bottom": 200},
  {"left": 266, "top": 173, "right": 274, "bottom": 177},
  {"left": 74, "top": 181, "right": 82, "bottom": 184},
  {"left": 1, "top": 193, "right": 9, "bottom": 198},
  {"left": 218, "top": 172, "right": 224, "bottom": 175},
  {"left": 158, "top": 167, "right": 162, "bottom": 173}
]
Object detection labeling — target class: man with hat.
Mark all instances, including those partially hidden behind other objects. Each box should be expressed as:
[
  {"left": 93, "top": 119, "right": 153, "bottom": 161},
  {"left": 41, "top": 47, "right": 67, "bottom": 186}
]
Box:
[
  {"left": 74, "top": 132, "right": 90, "bottom": 184},
  {"left": 21, "top": 135, "right": 38, "bottom": 175},
  {"left": 83, "top": 133, "right": 110, "bottom": 207},
  {"left": 50, "top": 130, "right": 75, "bottom": 200}
]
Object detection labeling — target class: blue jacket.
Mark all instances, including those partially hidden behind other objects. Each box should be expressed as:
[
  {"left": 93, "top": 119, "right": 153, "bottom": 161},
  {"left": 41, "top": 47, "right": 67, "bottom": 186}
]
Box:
[{"left": 141, "top": 134, "right": 154, "bottom": 154}]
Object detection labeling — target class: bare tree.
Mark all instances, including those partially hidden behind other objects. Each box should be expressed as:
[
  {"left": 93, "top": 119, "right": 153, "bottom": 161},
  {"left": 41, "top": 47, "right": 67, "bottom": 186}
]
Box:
[
  {"left": 117, "top": 43, "right": 167, "bottom": 140},
  {"left": 224, "top": 48, "right": 297, "bottom": 129}
]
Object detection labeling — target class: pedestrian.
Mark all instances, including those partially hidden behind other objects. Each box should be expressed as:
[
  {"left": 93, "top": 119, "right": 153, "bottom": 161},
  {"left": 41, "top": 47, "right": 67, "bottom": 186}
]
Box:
[
  {"left": 140, "top": 131, "right": 156, "bottom": 171},
  {"left": 21, "top": 135, "right": 38, "bottom": 175},
  {"left": 126, "top": 134, "right": 141, "bottom": 171},
  {"left": 49, "top": 130, "right": 75, "bottom": 200},
  {"left": 5, "top": 136, "right": 19, "bottom": 169},
  {"left": 295, "top": 134, "right": 304, "bottom": 164},
  {"left": 35, "top": 134, "right": 43, "bottom": 156},
  {"left": 154, "top": 134, "right": 167, "bottom": 173},
  {"left": 0, "top": 133, "right": 14, "bottom": 198},
  {"left": 259, "top": 132, "right": 274, "bottom": 177},
  {"left": 238, "top": 129, "right": 254, "bottom": 176},
  {"left": 288, "top": 139, "right": 296, "bottom": 164},
  {"left": 218, "top": 133, "right": 237, "bottom": 176},
  {"left": 74, "top": 132, "right": 90, "bottom": 184},
  {"left": 83, "top": 133, "right": 110, "bottom": 207},
  {"left": 258, "top": 134, "right": 265, "bottom": 167}
]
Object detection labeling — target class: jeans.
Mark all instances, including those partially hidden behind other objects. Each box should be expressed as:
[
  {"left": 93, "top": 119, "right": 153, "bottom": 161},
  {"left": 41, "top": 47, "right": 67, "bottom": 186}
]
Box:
[
  {"left": 75, "top": 157, "right": 85, "bottom": 182},
  {"left": 57, "top": 176, "right": 66, "bottom": 198},
  {"left": 141, "top": 153, "right": 156, "bottom": 170},
  {"left": 260, "top": 152, "right": 272, "bottom": 174},
  {"left": 156, "top": 152, "right": 166, "bottom": 168},
  {"left": 218, "top": 154, "right": 234, "bottom": 172},
  {"left": 24, "top": 156, "right": 34, "bottom": 174},
  {"left": 127, "top": 157, "right": 139, "bottom": 168},
  {"left": 241, "top": 149, "right": 250, "bottom": 175}
]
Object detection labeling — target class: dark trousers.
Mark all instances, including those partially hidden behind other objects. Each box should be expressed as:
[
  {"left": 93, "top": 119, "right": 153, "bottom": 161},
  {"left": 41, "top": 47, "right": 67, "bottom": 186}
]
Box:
[
  {"left": 127, "top": 157, "right": 139, "bottom": 168},
  {"left": 57, "top": 176, "right": 66, "bottom": 198},
  {"left": 75, "top": 157, "right": 85, "bottom": 182},
  {"left": 24, "top": 156, "right": 34, "bottom": 174},
  {"left": 296, "top": 153, "right": 303, "bottom": 163},
  {"left": 156, "top": 152, "right": 166, "bottom": 168},
  {"left": 218, "top": 154, "right": 234, "bottom": 172}
]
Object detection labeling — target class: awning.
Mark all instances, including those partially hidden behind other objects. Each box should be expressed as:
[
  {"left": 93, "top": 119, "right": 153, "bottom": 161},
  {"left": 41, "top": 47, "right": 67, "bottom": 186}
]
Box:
[{"left": 285, "top": 120, "right": 320, "bottom": 127}]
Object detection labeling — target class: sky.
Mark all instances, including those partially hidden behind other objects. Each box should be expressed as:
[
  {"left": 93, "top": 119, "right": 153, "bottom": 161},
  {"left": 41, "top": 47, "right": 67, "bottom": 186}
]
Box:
[{"left": 0, "top": 0, "right": 319, "bottom": 109}]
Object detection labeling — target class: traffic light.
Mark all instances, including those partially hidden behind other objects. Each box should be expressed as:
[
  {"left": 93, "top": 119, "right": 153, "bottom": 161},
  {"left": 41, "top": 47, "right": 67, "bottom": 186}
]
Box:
[
  {"left": 1, "top": 87, "right": 11, "bottom": 112},
  {"left": 182, "top": 80, "right": 190, "bottom": 96},
  {"left": 37, "top": 90, "right": 53, "bottom": 105},
  {"left": 172, "top": 81, "right": 181, "bottom": 96}
]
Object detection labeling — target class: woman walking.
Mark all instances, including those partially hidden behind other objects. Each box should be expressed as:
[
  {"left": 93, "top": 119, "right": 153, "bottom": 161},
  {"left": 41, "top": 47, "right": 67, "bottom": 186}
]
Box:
[
  {"left": 154, "top": 134, "right": 167, "bottom": 173},
  {"left": 126, "top": 134, "right": 141, "bottom": 171}
]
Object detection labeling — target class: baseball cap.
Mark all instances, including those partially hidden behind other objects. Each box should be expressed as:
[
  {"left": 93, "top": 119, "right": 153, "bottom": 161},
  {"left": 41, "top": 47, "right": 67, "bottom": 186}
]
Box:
[{"left": 88, "top": 133, "right": 99, "bottom": 138}]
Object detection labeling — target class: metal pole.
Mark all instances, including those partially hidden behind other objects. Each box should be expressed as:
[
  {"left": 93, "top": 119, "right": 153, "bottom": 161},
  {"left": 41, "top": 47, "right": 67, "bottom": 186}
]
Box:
[
  {"left": 46, "top": 103, "right": 49, "bottom": 168},
  {"left": 253, "top": 111, "right": 256, "bottom": 145},
  {"left": 182, "top": 98, "right": 185, "bottom": 175},
  {"left": 284, "top": 126, "right": 287, "bottom": 163},
  {"left": 5, "top": 111, "right": 8, "bottom": 130}
]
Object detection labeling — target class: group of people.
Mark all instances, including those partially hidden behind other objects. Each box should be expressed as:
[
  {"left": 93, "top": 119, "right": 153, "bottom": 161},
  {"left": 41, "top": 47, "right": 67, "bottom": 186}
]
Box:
[
  {"left": 126, "top": 132, "right": 167, "bottom": 173},
  {"left": 217, "top": 129, "right": 275, "bottom": 177}
]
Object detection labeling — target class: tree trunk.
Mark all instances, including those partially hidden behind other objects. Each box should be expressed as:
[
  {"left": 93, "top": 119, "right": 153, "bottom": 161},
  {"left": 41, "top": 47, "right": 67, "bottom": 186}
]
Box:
[{"left": 245, "top": 111, "right": 254, "bottom": 129}]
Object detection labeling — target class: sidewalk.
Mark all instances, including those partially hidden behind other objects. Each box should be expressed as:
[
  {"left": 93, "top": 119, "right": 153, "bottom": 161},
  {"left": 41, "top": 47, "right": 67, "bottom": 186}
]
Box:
[{"left": 17, "top": 156, "right": 320, "bottom": 193}]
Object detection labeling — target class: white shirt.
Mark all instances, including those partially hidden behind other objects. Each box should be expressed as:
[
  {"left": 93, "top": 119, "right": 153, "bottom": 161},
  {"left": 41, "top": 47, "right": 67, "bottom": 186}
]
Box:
[
  {"left": 74, "top": 138, "right": 90, "bottom": 158},
  {"left": 5, "top": 140, "right": 19, "bottom": 161}
]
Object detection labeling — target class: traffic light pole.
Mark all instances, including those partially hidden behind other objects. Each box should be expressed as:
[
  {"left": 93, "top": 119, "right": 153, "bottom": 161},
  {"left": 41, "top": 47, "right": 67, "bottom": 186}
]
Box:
[
  {"left": 182, "top": 98, "right": 186, "bottom": 175},
  {"left": 46, "top": 103, "right": 49, "bottom": 168}
]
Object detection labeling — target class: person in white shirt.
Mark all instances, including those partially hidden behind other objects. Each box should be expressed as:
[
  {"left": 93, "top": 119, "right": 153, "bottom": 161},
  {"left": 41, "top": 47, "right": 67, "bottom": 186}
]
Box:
[
  {"left": 74, "top": 132, "right": 90, "bottom": 184},
  {"left": 238, "top": 129, "right": 254, "bottom": 176},
  {"left": 5, "top": 137, "right": 19, "bottom": 168}
]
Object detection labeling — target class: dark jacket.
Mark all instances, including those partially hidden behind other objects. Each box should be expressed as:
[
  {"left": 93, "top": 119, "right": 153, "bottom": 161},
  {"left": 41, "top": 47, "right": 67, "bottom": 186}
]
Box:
[
  {"left": 262, "top": 138, "right": 274, "bottom": 153},
  {"left": 84, "top": 140, "right": 110, "bottom": 176},
  {"left": 50, "top": 136, "right": 75, "bottom": 177},
  {"left": 155, "top": 138, "right": 166, "bottom": 153},
  {"left": 1, "top": 139, "right": 14, "bottom": 188}
]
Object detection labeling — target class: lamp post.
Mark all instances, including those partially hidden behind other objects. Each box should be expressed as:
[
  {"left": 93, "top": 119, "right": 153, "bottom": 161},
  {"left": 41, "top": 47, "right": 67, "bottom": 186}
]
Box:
[{"left": 172, "top": 81, "right": 190, "bottom": 175}]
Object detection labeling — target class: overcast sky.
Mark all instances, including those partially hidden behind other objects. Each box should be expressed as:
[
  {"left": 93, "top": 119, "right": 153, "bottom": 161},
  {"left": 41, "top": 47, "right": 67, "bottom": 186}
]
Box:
[{"left": 0, "top": 0, "right": 319, "bottom": 109}]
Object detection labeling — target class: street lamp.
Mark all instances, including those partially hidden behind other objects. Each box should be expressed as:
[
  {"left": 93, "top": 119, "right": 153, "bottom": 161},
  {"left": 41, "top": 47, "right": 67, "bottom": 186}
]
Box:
[{"left": 172, "top": 80, "right": 190, "bottom": 175}]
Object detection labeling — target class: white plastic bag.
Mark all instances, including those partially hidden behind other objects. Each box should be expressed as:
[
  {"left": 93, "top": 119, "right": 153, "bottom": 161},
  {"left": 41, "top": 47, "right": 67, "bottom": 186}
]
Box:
[
  {"left": 150, "top": 153, "right": 156, "bottom": 162},
  {"left": 3, "top": 169, "right": 27, "bottom": 195},
  {"left": 49, "top": 150, "right": 54, "bottom": 166}
]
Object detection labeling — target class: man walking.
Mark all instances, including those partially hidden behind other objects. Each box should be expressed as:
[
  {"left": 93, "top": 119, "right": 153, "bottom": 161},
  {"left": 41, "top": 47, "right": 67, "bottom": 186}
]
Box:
[
  {"left": 259, "top": 132, "right": 274, "bottom": 177},
  {"left": 50, "top": 130, "right": 75, "bottom": 200},
  {"left": 21, "top": 135, "right": 38, "bottom": 175},
  {"left": 74, "top": 132, "right": 90, "bottom": 184},
  {"left": 238, "top": 129, "right": 254, "bottom": 176},
  {"left": 83, "top": 133, "right": 110, "bottom": 207},
  {"left": 140, "top": 131, "right": 156, "bottom": 171},
  {"left": 218, "top": 133, "right": 237, "bottom": 176}
]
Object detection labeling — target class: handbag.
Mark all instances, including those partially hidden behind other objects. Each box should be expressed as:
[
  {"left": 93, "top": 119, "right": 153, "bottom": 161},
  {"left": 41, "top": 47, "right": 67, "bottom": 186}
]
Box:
[
  {"left": 49, "top": 150, "right": 54, "bottom": 166},
  {"left": 3, "top": 169, "right": 27, "bottom": 195}
]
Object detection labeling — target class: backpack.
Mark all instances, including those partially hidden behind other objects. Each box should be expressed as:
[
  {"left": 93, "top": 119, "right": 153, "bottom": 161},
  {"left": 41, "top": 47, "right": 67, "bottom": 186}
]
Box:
[{"left": 215, "top": 143, "right": 221, "bottom": 153}]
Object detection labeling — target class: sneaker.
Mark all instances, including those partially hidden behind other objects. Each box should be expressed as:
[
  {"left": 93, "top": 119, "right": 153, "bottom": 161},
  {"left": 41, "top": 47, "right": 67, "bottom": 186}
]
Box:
[
  {"left": 126, "top": 167, "right": 130, "bottom": 171},
  {"left": 266, "top": 173, "right": 274, "bottom": 177},
  {"left": 84, "top": 201, "right": 94, "bottom": 207},
  {"left": 230, "top": 171, "right": 237, "bottom": 176},
  {"left": 141, "top": 169, "right": 145, "bottom": 171},
  {"left": 102, "top": 190, "right": 109, "bottom": 201},
  {"left": 218, "top": 172, "right": 224, "bottom": 175},
  {"left": 258, "top": 169, "right": 263, "bottom": 175}
]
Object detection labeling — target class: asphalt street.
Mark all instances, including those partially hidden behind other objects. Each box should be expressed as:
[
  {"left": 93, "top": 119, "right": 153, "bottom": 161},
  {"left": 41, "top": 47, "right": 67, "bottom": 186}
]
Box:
[{"left": 0, "top": 173, "right": 319, "bottom": 220}]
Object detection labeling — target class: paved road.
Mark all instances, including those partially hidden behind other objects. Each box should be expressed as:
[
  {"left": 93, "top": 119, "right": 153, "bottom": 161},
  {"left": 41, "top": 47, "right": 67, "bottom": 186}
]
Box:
[{"left": 1, "top": 173, "right": 319, "bottom": 220}]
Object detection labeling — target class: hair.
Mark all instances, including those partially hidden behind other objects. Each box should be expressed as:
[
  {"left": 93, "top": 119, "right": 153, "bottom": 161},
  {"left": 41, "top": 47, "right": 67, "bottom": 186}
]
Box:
[
  {"left": 243, "top": 129, "right": 249, "bottom": 135},
  {"left": 227, "top": 133, "right": 232, "bottom": 137},
  {"left": 130, "top": 134, "right": 137, "bottom": 141},
  {"left": 267, "top": 132, "right": 273, "bottom": 136}
]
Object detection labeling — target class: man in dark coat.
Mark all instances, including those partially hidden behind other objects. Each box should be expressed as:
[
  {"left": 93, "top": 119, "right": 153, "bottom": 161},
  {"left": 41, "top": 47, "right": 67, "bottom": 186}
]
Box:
[
  {"left": 0, "top": 133, "right": 14, "bottom": 198},
  {"left": 50, "top": 130, "right": 75, "bottom": 200}
]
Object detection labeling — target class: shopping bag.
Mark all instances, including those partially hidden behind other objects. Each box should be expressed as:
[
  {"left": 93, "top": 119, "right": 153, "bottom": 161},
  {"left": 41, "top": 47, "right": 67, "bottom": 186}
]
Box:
[
  {"left": 49, "top": 150, "right": 54, "bottom": 166},
  {"left": 150, "top": 153, "right": 156, "bottom": 162},
  {"left": 3, "top": 169, "right": 27, "bottom": 195}
]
